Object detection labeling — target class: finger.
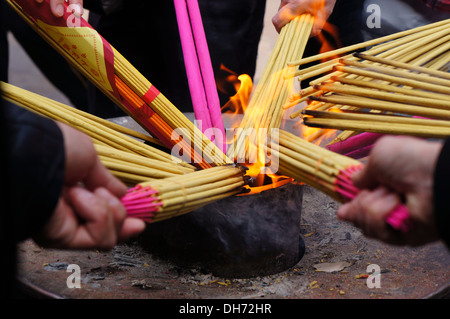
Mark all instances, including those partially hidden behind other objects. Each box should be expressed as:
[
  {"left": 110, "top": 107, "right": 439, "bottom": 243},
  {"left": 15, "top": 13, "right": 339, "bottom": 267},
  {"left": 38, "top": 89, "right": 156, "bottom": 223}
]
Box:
[
  {"left": 118, "top": 218, "right": 146, "bottom": 242},
  {"left": 352, "top": 162, "right": 379, "bottom": 190},
  {"left": 66, "top": 186, "right": 116, "bottom": 249},
  {"left": 33, "top": 196, "right": 77, "bottom": 248},
  {"left": 311, "top": 8, "right": 327, "bottom": 36},
  {"left": 49, "top": 0, "right": 65, "bottom": 17},
  {"left": 67, "top": 0, "right": 83, "bottom": 15},
  {"left": 83, "top": 156, "right": 128, "bottom": 199},
  {"left": 358, "top": 187, "right": 400, "bottom": 238},
  {"left": 94, "top": 187, "right": 127, "bottom": 237},
  {"left": 272, "top": 4, "right": 306, "bottom": 33},
  {"left": 93, "top": 188, "right": 146, "bottom": 243}
]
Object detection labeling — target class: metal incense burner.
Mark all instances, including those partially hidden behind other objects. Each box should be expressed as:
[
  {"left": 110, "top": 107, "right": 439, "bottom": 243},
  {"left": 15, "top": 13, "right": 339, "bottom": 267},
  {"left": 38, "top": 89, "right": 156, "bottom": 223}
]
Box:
[{"left": 140, "top": 182, "right": 305, "bottom": 278}]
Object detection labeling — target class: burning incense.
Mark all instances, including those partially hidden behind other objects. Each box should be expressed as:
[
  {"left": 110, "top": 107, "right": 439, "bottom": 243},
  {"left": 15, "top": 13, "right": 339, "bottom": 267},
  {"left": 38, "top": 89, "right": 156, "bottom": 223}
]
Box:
[
  {"left": 122, "top": 165, "right": 250, "bottom": 223},
  {"left": 227, "top": 14, "right": 314, "bottom": 162},
  {"left": 288, "top": 18, "right": 450, "bottom": 67},
  {"left": 285, "top": 19, "right": 450, "bottom": 146},
  {"left": 314, "top": 83, "right": 450, "bottom": 110},
  {"left": 7, "top": 0, "right": 231, "bottom": 168},
  {"left": 354, "top": 53, "right": 450, "bottom": 80},
  {"left": 309, "top": 95, "right": 450, "bottom": 120},
  {"left": 304, "top": 117, "right": 450, "bottom": 139},
  {"left": 271, "top": 130, "right": 412, "bottom": 233},
  {"left": 302, "top": 110, "right": 450, "bottom": 139},
  {"left": 296, "top": 50, "right": 450, "bottom": 140}
]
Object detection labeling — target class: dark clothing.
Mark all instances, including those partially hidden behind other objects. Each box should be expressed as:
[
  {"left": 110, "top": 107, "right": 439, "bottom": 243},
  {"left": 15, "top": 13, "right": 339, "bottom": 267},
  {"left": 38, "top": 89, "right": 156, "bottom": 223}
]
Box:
[
  {"left": 0, "top": 99, "right": 65, "bottom": 298},
  {"left": 300, "top": 0, "right": 365, "bottom": 87},
  {"left": 0, "top": 1, "right": 89, "bottom": 109},
  {"left": 434, "top": 138, "right": 450, "bottom": 248},
  {"left": 1, "top": 4, "right": 64, "bottom": 296},
  {"left": 86, "top": 0, "right": 267, "bottom": 117},
  {"left": 0, "top": 38, "right": 65, "bottom": 295}
]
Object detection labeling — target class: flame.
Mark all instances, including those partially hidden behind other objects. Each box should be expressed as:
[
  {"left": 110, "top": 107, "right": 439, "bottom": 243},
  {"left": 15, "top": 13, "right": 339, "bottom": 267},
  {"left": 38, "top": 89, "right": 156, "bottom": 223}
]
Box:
[
  {"left": 299, "top": 108, "right": 343, "bottom": 146},
  {"left": 221, "top": 74, "right": 253, "bottom": 116},
  {"left": 219, "top": 67, "right": 295, "bottom": 194},
  {"left": 317, "top": 22, "right": 341, "bottom": 59},
  {"left": 220, "top": 65, "right": 253, "bottom": 117},
  {"left": 310, "top": 0, "right": 343, "bottom": 62},
  {"left": 329, "top": 107, "right": 343, "bottom": 113}
]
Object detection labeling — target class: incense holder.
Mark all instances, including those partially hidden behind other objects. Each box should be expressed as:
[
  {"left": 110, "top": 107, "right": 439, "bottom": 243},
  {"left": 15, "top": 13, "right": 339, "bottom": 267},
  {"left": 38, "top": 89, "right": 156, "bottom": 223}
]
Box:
[{"left": 138, "top": 183, "right": 304, "bottom": 278}]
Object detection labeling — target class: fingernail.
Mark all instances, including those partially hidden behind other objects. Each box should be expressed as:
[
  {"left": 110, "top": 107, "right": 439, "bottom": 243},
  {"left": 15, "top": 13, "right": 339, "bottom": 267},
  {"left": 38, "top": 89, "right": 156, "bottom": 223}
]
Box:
[
  {"left": 108, "top": 196, "right": 120, "bottom": 207},
  {"left": 73, "top": 4, "right": 83, "bottom": 16},
  {"left": 55, "top": 4, "right": 64, "bottom": 16},
  {"left": 75, "top": 187, "right": 95, "bottom": 202},
  {"left": 96, "top": 188, "right": 120, "bottom": 207}
]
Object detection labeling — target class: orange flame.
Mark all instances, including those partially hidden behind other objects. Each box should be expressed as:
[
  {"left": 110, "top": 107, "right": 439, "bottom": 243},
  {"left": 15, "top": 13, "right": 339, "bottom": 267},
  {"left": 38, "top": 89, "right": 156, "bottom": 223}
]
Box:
[
  {"left": 219, "top": 67, "right": 294, "bottom": 194},
  {"left": 299, "top": 107, "right": 343, "bottom": 146},
  {"left": 221, "top": 74, "right": 253, "bottom": 117}
]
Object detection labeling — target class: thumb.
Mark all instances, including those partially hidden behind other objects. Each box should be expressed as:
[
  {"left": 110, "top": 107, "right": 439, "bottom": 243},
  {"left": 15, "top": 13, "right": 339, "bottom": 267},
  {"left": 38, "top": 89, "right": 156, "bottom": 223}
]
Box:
[
  {"left": 118, "top": 218, "right": 146, "bottom": 242},
  {"left": 82, "top": 155, "right": 127, "bottom": 199},
  {"left": 352, "top": 164, "right": 379, "bottom": 190}
]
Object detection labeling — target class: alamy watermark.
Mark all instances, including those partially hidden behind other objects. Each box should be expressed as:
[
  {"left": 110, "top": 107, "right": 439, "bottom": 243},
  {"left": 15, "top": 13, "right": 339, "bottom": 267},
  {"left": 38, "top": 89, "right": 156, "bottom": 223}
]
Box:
[
  {"left": 66, "top": 4, "right": 83, "bottom": 28},
  {"left": 366, "top": 4, "right": 382, "bottom": 29},
  {"left": 66, "top": 264, "right": 81, "bottom": 289},
  {"left": 366, "top": 264, "right": 382, "bottom": 289}
]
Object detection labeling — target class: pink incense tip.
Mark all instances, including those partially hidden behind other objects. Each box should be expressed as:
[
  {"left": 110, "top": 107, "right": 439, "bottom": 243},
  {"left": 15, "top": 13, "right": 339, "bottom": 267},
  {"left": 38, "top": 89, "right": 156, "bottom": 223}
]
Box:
[
  {"left": 121, "top": 185, "right": 162, "bottom": 222},
  {"left": 385, "top": 204, "right": 413, "bottom": 233}
]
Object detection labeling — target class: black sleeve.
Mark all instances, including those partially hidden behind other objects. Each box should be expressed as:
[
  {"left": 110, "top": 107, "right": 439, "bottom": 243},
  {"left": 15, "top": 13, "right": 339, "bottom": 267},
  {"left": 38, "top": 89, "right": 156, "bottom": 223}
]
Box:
[
  {"left": 3, "top": 100, "right": 65, "bottom": 243},
  {"left": 433, "top": 138, "right": 450, "bottom": 248}
]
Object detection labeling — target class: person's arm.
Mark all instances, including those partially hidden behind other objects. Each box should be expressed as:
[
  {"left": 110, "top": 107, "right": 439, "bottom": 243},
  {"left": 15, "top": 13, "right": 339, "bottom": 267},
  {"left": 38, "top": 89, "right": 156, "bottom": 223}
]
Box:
[
  {"left": 272, "top": 0, "right": 337, "bottom": 34},
  {"left": 4, "top": 101, "right": 145, "bottom": 249},
  {"left": 337, "top": 136, "right": 445, "bottom": 247},
  {"left": 3, "top": 101, "right": 65, "bottom": 242}
]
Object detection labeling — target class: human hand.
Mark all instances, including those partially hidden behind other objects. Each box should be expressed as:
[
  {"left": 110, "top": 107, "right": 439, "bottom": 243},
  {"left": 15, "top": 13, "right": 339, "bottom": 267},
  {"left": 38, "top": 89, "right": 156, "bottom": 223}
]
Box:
[
  {"left": 337, "top": 136, "right": 442, "bottom": 246},
  {"left": 34, "top": 0, "right": 83, "bottom": 17},
  {"left": 272, "top": 0, "right": 337, "bottom": 35},
  {"left": 33, "top": 123, "right": 146, "bottom": 250}
]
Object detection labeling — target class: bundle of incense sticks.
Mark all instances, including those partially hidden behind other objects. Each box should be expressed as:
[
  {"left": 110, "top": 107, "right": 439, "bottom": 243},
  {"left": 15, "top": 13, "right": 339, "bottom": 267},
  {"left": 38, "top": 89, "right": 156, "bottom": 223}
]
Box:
[
  {"left": 122, "top": 165, "right": 250, "bottom": 223},
  {"left": 284, "top": 18, "right": 450, "bottom": 143},
  {"left": 299, "top": 53, "right": 450, "bottom": 141},
  {"left": 7, "top": 0, "right": 231, "bottom": 169},
  {"left": 1, "top": 82, "right": 195, "bottom": 185},
  {"left": 226, "top": 14, "right": 314, "bottom": 162},
  {"left": 269, "top": 130, "right": 412, "bottom": 233},
  {"left": 174, "top": 0, "right": 225, "bottom": 153},
  {"left": 303, "top": 110, "right": 450, "bottom": 139}
]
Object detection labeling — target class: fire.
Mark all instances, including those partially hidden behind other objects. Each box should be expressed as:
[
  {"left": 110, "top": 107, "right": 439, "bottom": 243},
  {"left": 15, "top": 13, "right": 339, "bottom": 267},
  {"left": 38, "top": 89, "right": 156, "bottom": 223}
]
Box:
[
  {"left": 220, "top": 67, "right": 294, "bottom": 194},
  {"left": 220, "top": 66, "right": 253, "bottom": 118},
  {"left": 220, "top": 0, "right": 344, "bottom": 194}
]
